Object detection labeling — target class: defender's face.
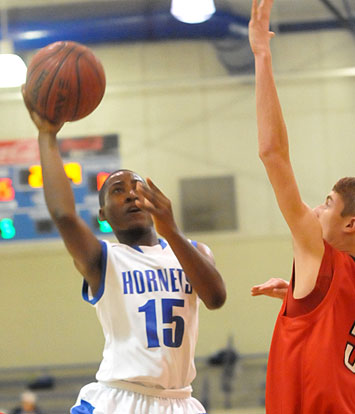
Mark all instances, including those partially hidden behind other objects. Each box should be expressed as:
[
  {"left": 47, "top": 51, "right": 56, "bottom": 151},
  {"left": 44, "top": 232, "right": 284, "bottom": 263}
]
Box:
[
  {"left": 100, "top": 170, "right": 153, "bottom": 231},
  {"left": 313, "top": 191, "right": 346, "bottom": 245}
]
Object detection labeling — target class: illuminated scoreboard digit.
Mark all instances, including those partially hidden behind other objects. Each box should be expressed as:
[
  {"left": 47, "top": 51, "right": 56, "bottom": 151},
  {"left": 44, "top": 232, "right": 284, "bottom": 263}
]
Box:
[
  {"left": 0, "top": 178, "right": 15, "bottom": 201},
  {"left": 0, "top": 135, "right": 118, "bottom": 242}
]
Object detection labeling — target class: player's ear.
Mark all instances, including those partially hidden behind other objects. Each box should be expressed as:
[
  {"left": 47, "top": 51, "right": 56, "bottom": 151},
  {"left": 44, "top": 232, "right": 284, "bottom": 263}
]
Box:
[
  {"left": 99, "top": 207, "right": 106, "bottom": 222},
  {"left": 344, "top": 216, "right": 355, "bottom": 233}
]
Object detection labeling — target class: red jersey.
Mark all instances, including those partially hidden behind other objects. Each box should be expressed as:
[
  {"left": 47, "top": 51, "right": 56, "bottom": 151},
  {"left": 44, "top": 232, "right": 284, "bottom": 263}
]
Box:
[{"left": 266, "top": 241, "right": 355, "bottom": 413}]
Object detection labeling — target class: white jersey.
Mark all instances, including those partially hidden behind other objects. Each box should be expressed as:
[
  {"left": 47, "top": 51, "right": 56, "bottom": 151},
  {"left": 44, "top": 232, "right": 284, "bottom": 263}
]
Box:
[{"left": 82, "top": 238, "right": 200, "bottom": 395}]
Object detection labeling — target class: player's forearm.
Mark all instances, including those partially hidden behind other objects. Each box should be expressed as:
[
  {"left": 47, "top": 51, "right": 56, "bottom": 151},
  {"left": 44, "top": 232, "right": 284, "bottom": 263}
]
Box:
[
  {"left": 255, "top": 53, "right": 289, "bottom": 160},
  {"left": 165, "top": 230, "right": 226, "bottom": 309},
  {"left": 38, "top": 131, "right": 76, "bottom": 220}
]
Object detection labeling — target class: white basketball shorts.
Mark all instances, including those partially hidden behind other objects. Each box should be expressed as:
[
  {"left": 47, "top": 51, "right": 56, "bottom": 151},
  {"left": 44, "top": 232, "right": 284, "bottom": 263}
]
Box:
[{"left": 70, "top": 382, "right": 208, "bottom": 414}]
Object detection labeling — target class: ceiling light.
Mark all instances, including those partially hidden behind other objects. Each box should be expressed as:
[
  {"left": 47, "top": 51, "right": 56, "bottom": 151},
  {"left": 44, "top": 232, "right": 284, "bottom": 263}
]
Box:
[
  {"left": 170, "top": 0, "right": 216, "bottom": 24},
  {"left": 0, "top": 6, "right": 27, "bottom": 88}
]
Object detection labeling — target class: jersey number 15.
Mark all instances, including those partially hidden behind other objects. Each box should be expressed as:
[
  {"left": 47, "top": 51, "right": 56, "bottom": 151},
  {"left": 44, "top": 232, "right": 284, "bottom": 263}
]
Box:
[{"left": 139, "top": 298, "right": 185, "bottom": 348}]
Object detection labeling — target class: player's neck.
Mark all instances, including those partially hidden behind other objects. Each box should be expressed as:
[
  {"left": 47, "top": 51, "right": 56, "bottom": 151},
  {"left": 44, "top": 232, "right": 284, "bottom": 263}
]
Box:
[
  {"left": 115, "top": 227, "right": 159, "bottom": 247},
  {"left": 346, "top": 238, "right": 355, "bottom": 257},
  {"left": 343, "top": 246, "right": 355, "bottom": 258}
]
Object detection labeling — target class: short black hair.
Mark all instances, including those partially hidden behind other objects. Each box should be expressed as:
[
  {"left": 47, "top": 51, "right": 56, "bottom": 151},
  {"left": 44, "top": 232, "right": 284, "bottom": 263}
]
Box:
[{"left": 98, "top": 169, "right": 142, "bottom": 208}]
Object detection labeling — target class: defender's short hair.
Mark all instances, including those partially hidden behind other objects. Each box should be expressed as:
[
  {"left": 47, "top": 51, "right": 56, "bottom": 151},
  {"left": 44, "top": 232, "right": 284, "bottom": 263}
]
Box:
[{"left": 333, "top": 177, "right": 355, "bottom": 217}]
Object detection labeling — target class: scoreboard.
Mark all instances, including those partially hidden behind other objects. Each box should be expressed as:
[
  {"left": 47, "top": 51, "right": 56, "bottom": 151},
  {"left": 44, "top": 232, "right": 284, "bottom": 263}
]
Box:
[{"left": 0, "top": 134, "right": 119, "bottom": 242}]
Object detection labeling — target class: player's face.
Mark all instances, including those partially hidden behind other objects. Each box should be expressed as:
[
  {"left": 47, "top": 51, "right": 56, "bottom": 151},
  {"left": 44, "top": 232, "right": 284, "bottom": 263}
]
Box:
[
  {"left": 313, "top": 191, "right": 347, "bottom": 246},
  {"left": 100, "top": 170, "right": 153, "bottom": 231}
]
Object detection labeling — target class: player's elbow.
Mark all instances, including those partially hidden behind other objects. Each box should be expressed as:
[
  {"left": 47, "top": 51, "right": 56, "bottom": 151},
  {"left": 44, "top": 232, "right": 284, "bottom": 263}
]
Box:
[
  {"left": 205, "top": 288, "right": 227, "bottom": 310},
  {"left": 259, "top": 145, "right": 279, "bottom": 161},
  {"left": 258, "top": 135, "right": 289, "bottom": 161},
  {"left": 259, "top": 146, "right": 289, "bottom": 170}
]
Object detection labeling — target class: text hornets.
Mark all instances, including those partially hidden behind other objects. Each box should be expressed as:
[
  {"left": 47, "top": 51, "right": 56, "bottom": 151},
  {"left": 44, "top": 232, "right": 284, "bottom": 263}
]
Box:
[{"left": 122, "top": 267, "right": 193, "bottom": 295}]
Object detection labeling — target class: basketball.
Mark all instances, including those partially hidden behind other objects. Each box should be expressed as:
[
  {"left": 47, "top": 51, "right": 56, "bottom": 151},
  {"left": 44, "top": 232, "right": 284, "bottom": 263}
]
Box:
[{"left": 25, "top": 41, "right": 106, "bottom": 124}]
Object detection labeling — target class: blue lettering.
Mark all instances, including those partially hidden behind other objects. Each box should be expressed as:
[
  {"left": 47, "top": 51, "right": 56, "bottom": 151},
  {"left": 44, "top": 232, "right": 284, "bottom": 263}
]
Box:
[
  {"left": 133, "top": 270, "right": 145, "bottom": 294},
  {"left": 157, "top": 269, "right": 169, "bottom": 291},
  {"left": 185, "top": 277, "right": 193, "bottom": 294},
  {"left": 122, "top": 271, "right": 133, "bottom": 294},
  {"left": 169, "top": 268, "right": 179, "bottom": 292},
  {"left": 145, "top": 269, "right": 158, "bottom": 292},
  {"left": 122, "top": 268, "right": 193, "bottom": 295},
  {"left": 177, "top": 269, "right": 184, "bottom": 289}
]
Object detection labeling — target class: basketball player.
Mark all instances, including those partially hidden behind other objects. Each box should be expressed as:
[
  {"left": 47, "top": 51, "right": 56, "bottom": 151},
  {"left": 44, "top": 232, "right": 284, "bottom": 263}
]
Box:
[
  {"left": 22, "top": 89, "right": 226, "bottom": 414},
  {"left": 249, "top": 0, "right": 355, "bottom": 412}
]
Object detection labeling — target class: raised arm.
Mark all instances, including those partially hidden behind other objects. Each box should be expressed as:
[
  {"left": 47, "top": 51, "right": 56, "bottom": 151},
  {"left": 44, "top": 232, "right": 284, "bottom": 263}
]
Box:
[
  {"left": 249, "top": 0, "right": 324, "bottom": 298},
  {"left": 136, "top": 178, "right": 226, "bottom": 310},
  {"left": 22, "top": 88, "right": 102, "bottom": 294}
]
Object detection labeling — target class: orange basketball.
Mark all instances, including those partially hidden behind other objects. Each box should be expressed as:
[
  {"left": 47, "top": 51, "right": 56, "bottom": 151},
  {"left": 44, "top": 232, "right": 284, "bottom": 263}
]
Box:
[{"left": 25, "top": 41, "right": 106, "bottom": 123}]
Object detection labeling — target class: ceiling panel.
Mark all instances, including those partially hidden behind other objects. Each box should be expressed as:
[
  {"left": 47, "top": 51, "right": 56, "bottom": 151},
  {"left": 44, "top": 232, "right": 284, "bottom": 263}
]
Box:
[{"left": 2, "top": 0, "right": 354, "bottom": 23}]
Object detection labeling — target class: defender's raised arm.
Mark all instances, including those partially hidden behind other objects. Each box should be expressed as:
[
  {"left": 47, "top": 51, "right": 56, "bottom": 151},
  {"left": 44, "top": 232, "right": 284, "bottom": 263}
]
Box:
[{"left": 249, "top": 0, "right": 324, "bottom": 299}]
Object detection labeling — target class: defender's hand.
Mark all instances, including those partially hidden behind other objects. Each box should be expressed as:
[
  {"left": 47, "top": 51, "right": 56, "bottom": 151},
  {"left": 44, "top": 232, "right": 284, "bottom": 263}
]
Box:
[
  {"left": 251, "top": 277, "right": 289, "bottom": 300},
  {"left": 248, "top": 0, "right": 275, "bottom": 56}
]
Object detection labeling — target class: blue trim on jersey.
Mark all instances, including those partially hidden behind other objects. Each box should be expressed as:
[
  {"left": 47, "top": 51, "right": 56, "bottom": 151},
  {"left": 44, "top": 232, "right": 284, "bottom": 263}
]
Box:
[
  {"left": 131, "top": 245, "right": 144, "bottom": 253},
  {"left": 191, "top": 240, "right": 198, "bottom": 248},
  {"left": 132, "top": 238, "right": 167, "bottom": 252},
  {"left": 71, "top": 399, "right": 95, "bottom": 414},
  {"left": 82, "top": 240, "right": 107, "bottom": 305}
]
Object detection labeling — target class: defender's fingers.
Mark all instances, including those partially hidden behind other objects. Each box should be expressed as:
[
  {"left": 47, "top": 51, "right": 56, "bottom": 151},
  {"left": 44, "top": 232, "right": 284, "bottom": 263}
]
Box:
[
  {"left": 251, "top": 0, "right": 258, "bottom": 19},
  {"left": 260, "top": 0, "right": 274, "bottom": 19}
]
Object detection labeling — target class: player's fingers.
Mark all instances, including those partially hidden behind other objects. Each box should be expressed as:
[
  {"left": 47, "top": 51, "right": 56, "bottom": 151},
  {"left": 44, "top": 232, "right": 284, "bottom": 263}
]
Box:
[
  {"left": 135, "top": 198, "right": 155, "bottom": 213},
  {"left": 136, "top": 183, "right": 166, "bottom": 213},
  {"left": 136, "top": 182, "right": 159, "bottom": 206},
  {"left": 251, "top": 0, "right": 258, "bottom": 19},
  {"left": 139, "top": 180, "right": 168, "bottom": 209},
  {"left": 251, "top": 286, "right": 261, "bottom": 292},
  {"left": 251, "top": 286, "right": 268, "bottom": 293},
  {"left": 146, "top": 178, "right": 165, "bottom": 198},
  {"left": 253, "top": 281, "right": 274, "bottom": 290},
  {"left": 260, "top": 0, "right": 274, "bottom": 20},
  {"left": 21, "top": 85, "right": 34, "bottom": 113}
]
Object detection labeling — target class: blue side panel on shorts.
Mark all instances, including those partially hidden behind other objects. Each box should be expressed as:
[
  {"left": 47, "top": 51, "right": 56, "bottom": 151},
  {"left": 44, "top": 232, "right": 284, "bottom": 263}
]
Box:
[
  {"left": 71, "top": 399, "right": 95, "bottom": 414},
  {"left": 82, "top": 240, "right": 108, "bottom": 305}
]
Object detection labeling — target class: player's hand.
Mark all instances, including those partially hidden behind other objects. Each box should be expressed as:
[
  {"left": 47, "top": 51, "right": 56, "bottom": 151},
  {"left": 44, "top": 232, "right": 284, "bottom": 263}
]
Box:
[
  {"left": 251, "top": 277, "right": 289, "bottom": 300},
  {"left": 248, "top": 0, "right": 275, "bottom": 56},
  {"left": 22, "top": 85, "right": 64, "bottom": 134},
  {"left": 136, "top": 178, "right": 178, "bottom": 238}
]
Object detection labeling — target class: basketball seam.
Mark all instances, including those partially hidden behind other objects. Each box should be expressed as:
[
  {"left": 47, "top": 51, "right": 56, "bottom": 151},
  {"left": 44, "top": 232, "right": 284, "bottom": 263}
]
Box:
[
  {"left": 26, "top": 42, "right": 67, "bottom": 84},
  {"left": 73, "top": 52, "right": 85, "bottom": 120},
  {"left": 73, "top": 53, "right": 105, "bottom": 119},
  {"left": 44, "top": 43, "right": 77, "bottom": 122},
  {"left": 81, "top": 55, "right": 105, "bottom": 88}
]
